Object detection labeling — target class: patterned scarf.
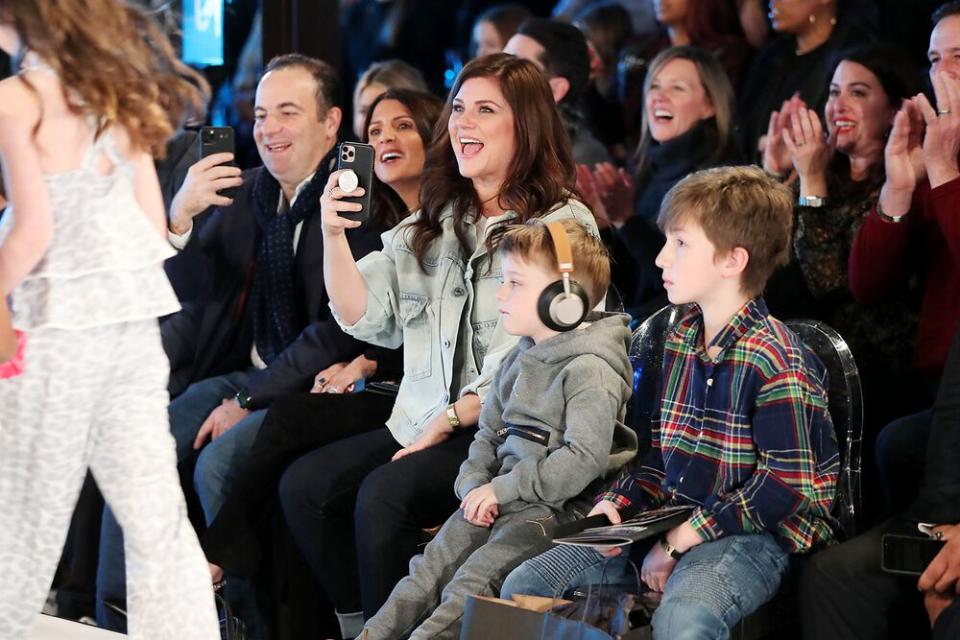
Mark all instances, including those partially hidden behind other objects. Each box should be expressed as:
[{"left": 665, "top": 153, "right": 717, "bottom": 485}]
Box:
[{"left": 250, "top": 151, "right": 335, "bottom": 364}]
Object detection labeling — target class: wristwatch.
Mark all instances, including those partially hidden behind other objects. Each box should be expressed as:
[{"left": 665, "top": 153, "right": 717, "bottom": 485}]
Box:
[
  {"left": 660, "top": 537, "right": 685, "bottom": 560},
  {"left": 798, "top": 195, "right": 827, "bottom": 208},
  {"left": 876, "top": 200, "right": 906, "bottom": 224},
  {"left": 234, "top": 389, "right": 254, "bottom": 410},
  {"left": 445, "top": 404, "right": 461, "bottom": 430}
]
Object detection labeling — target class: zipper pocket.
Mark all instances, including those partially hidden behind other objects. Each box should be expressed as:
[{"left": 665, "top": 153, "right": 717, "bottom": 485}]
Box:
[{"left": 498, "top": 424, "right": 551, "bottom": 447}]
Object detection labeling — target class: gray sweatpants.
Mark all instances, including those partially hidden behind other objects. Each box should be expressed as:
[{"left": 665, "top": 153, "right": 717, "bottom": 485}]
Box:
[
  {"left": 362, "top": 501, "right": 568, "bottom": 640},
  {"left": 0, "top": 321, "right": 220, "bottom": 639}
]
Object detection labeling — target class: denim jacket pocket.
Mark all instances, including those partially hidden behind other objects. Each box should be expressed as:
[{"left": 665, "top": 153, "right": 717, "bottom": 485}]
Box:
[{"left": 399, "top": 292, "right": 432, "bottom": 381}]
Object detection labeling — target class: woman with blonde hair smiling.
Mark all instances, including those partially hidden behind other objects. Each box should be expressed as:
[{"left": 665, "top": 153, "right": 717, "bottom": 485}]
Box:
[{"left": 579, "top": 45, "right": 739, "bottom": 318}]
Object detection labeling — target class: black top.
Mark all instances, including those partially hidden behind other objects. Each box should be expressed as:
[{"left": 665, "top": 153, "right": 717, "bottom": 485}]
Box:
[
  {"left": 737, "top": 17, "right": 876, "bottom": 160},
  {"left": 608, "top": 118, "right": 739, "bottom": 319}
]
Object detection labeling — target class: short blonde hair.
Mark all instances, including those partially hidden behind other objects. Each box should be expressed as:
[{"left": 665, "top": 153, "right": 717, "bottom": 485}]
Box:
[
  {"left": 657, "top": 166, "right": 793, "bottom": 297},
  {"left": 498, "top": 219, "right": 610, "bottom": 308}
]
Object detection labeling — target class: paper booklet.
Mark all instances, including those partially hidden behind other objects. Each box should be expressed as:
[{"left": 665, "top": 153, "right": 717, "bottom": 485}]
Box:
[{"left": 553, "top": 505, "right": 695, "bottom": 548}]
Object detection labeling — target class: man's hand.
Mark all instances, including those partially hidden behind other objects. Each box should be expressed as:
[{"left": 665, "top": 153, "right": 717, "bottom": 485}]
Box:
[
  {"left": 392, "top": 412, "right": 453, "bottom": 461},
  {"left": 588, "top": 500, "right": 624, "bottom": 558},
  {"left": 925, "top": 590, "right": 955, "bottom": 627},
  {"left": 169, "top": 153, "right": 243, "bottom": 235},
  {"left": 641, "top": 539, "right": 677, "bottom": 593},
  {"left": 462, "top": 483, "right": 500, "bottom": 527},
  {"left": 919, "top": 524, "right": 960, "bottom": 594},
  {"left": 880, "top": 100, "right": 926, "bottom": 216},
  {"left": 916, "top": 72, "right": 960, "bottom": 188},
  {"left": 193, "top": 398, "right": 251, "bottom": 449}
]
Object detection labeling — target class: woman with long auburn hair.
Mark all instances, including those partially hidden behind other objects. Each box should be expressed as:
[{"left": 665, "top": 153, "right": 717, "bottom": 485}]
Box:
[
  {"left": 0, "top": 0, "right": 218, "bottom": 637},
  {"left": 272, "top": 53, "right": 599, "bottom": 634}
]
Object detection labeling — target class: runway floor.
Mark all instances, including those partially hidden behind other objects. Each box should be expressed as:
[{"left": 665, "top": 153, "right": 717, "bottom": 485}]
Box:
[{"left": 28, "top": 615, "right": 123, "bottom": 639}]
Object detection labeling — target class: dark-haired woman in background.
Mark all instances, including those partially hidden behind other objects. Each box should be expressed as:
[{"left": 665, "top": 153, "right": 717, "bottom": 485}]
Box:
[
  {"left": 580, "top": 45, "right": 739, "bottom": 318},
  {"left": 471, "top": 3, "right": 531, "bottom": 58},
  {"left": 763, "top": 44, "right": 926, "bottom": 427},
  {"left": 200, "top": 88, "right": 443, "bottom": 639},
  {"left": 738, "top": 0, "right": 876, "bottom": 160},
  {"left": 292, "top": 53, "right": 598, "bottom": 636}
]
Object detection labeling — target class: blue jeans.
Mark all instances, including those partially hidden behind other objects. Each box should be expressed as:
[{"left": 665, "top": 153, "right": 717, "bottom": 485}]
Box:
[
  {"left": 502, "top": 533, "right": 789, "bottom": 640},
  {"left": 95, "top": 369, "right": 266, "bottom": 631}
]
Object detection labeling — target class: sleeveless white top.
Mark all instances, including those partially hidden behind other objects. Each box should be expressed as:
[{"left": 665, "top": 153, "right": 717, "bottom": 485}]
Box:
[{"left": 1, "top": 130, "right": 180, "bottom": 330}]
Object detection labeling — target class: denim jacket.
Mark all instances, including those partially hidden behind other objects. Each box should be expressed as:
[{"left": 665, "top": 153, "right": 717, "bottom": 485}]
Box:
[{"left": 333, "top": 198, "right": 598, "bottom": 446}]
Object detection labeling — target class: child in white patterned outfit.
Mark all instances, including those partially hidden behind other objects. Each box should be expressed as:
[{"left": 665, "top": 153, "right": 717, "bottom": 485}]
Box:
[{"left": 0, "top": 2, "right": 220, "bottom": 638}]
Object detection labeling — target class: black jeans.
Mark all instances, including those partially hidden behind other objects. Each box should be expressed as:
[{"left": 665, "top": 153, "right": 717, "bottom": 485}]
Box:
[
  {"left": 279, "top": 425, "right": 475, "bottom": 618},
  {"left": 202, "top": 390, "right": 396, "bottom": 574},
  {"left": 800, "top": 518, "right": 931, "bottom": 639}
]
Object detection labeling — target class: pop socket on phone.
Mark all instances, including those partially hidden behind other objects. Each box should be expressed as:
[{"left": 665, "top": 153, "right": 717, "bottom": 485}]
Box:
[{"left": 338, "top": 170, "right": 359, "bottom": 193}]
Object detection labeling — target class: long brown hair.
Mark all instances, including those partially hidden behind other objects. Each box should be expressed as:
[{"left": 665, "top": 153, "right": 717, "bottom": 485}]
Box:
[
  {"left": 1, "top": 0, "right": 209, "bottom": 158},
  {"left": 362, "top": 87, "right": 444, "bottom": 229},
  {"left": 410, "top": 53, "right": 575, "bottom": 269}
]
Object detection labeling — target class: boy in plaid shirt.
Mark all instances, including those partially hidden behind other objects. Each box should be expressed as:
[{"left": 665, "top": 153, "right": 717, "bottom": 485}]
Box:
[{"left": 501, "top": 166, "right": 840, "bottom": 639}]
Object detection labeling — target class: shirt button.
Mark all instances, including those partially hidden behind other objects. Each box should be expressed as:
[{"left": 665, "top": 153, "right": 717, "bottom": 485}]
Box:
[
  {"left": 706, "top": 378, "right": 714, "bottom": 387},
  {"left": 453, "top": 287, "right": 466, "bottom": 297},
  {"left": 443, "top": 338, "right": 452, "bottom": 349}
]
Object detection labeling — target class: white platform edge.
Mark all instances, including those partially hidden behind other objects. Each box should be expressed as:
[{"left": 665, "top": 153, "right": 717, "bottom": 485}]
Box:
[{"left": 29, "top": 614, "right": 125, "bottom": 639}]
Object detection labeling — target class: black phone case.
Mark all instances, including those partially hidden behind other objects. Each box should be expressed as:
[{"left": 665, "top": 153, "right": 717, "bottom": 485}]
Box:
[
  {"left": 880, "top": 533, "right": 946, "bottom": 576},
  {"left": 198, "top": 126, "right": 237, "bottom": 198},
  {"left": 336, "top": 142, "right": 374, "bottom": 222}
]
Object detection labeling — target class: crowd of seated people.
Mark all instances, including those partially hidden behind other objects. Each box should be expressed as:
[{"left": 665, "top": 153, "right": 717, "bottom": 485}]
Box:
[{"left": 7, "top": 1, "right": 960, "bottom": 639}]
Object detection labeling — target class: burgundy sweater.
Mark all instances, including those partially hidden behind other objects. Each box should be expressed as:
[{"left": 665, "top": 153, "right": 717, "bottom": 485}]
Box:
[{"left": 849, "top": 176, "right": 960, "bottom": 373}]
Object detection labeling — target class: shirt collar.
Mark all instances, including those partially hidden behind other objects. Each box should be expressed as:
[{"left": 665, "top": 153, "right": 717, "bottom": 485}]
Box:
[
  {"left": 674, "top": 298, "right": 769, "bottom": 357},
  {"left": 278, "top": 172, "right": 317, "bottom": 213}
]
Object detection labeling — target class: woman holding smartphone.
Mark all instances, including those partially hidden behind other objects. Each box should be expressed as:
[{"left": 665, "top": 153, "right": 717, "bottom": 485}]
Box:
[{"left": 284, "top": 53, "right": 599, "bottom": 636}]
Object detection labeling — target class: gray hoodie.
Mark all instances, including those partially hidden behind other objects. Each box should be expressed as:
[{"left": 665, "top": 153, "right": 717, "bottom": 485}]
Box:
[{"left": 455, "top": 312, "right": 637, "bottom": 512}]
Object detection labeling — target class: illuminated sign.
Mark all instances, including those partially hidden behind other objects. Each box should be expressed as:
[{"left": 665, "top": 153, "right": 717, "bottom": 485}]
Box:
[{"left": 183, "top": 0, "right": 224, "bottom": 66}]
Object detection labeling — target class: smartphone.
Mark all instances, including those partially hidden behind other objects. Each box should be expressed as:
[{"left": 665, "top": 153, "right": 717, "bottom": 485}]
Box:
[
  {"left": 881, "top": 533, "right": 946, "bottom": 576},
  {"left": 198, "top": 126, "right": 237, "bottom": 198},
  {"left": 335, "top": 142, "right": 374, "bottom": 222}
]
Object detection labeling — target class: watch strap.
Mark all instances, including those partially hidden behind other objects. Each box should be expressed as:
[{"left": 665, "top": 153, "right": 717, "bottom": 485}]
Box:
[
  {"left": 876, "top": 200, "right": 906, "bottom": 224},
  {"left": 798, "top": 195, "right": 827, "bottom": 208},
  {"left": 660, "top": 537, "right": 684, "bottom": 560},
  {"left": 234, "top": 389, "right": 254, "bottom": 410}
]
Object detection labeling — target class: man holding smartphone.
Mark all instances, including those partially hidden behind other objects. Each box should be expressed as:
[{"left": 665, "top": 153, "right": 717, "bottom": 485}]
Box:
[{"left": 95, "top": 54, "right": 386, "bottom": 633}]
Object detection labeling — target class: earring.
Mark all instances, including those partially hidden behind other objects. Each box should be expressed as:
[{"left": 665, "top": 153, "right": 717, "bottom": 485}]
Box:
[
  {"left": 809, "top": 13, "right": 816, "bottom": 24},
  {"left": 830, "top": 16, "right": 837, "bottom": 26}
]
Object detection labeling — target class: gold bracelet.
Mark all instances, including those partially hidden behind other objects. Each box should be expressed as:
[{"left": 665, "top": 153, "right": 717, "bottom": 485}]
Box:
[
  {"left": 876, "top": 200, "right": 907, "bottom": 224},
  {"left": 445, "top": 404, "right": 461, "bottom": 430}
]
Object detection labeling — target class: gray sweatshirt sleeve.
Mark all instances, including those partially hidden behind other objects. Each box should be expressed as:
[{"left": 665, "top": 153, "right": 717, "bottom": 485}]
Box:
[
  {"left": 455, "top": 361, "right": 510, "bottom": 500},
  {"left": 490, "top": 368, "right": 626, "bottom": 506}
]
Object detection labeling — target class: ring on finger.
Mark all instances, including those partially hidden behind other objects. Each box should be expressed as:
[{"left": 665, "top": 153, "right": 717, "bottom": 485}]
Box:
[{"left": 938, "top": 108, "right": 952, "bottom": 116}]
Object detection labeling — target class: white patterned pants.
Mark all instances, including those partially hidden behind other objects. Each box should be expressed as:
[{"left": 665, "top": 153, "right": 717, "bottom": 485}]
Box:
[{"left": 0, "top": 320, "right": 219, "bottom": 639}]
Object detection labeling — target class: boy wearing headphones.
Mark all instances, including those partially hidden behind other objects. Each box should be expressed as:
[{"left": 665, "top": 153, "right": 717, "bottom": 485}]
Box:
[
  {"left": 502, "top": 167, "right": 840, "bottom": 639},
  {"left": 359, "top": 219, "right": 638, "bottom": 640}
]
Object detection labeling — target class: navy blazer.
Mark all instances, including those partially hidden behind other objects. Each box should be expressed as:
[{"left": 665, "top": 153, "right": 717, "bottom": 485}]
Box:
[{"left": 162, "top": 165, "right": 385, "bottom": 407}]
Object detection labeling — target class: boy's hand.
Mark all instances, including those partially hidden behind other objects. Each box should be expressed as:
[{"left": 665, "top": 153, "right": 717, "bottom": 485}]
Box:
[
  {"left": 641, "top": 540, "right": 677, "bottom": 593},
  {"left": 462, "top": 483, "right": 500, "bottom": 527},
  {"left": 587, "top": 500, "right": 624, "bottom": 557},
  {"left": 587, "top": 500, "right": 622, "bottom": 523}
]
